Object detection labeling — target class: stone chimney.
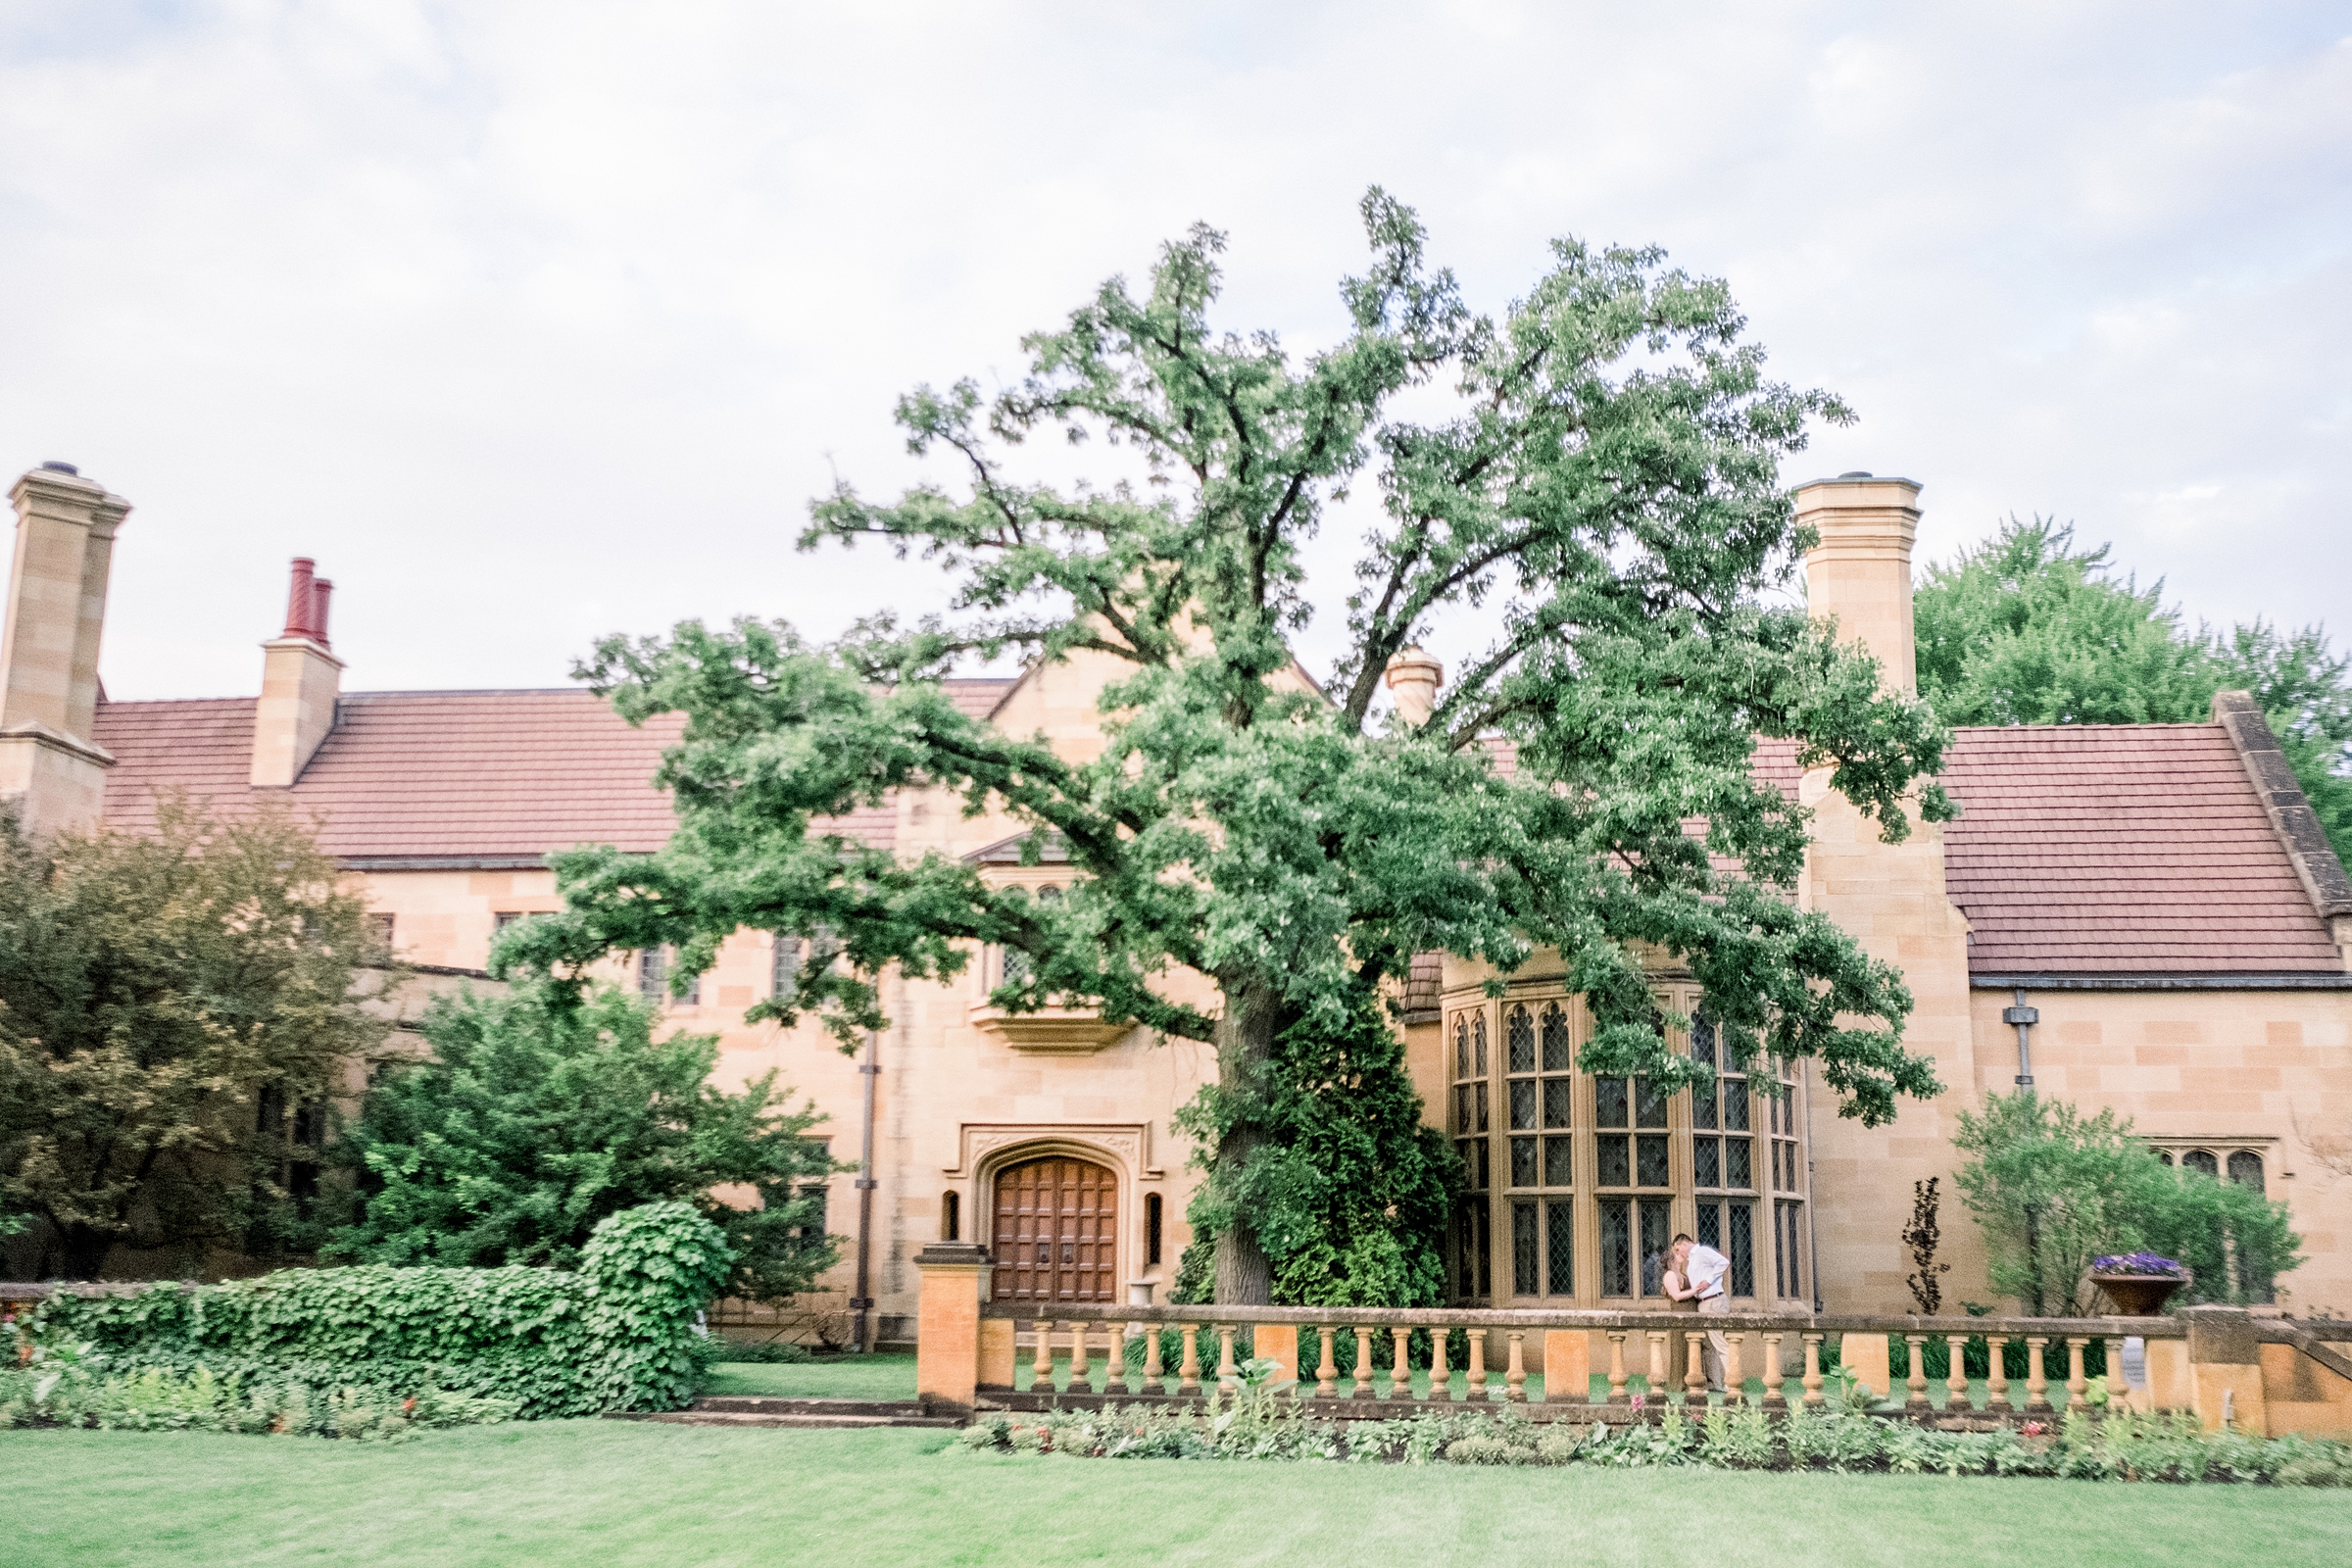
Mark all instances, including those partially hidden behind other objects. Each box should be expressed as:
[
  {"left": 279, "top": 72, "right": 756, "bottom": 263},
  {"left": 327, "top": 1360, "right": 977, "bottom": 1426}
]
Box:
[
  {"left": 0, "top": 463, "right": 127, "bottom": 836},
  {"left": 250, "top": 558, "right": 343, "bottom": 787},
  {"left": 1383, "top": 645, "right": 1444, "bottom": 728},
  {"left": 1794, "top": 472, "right": 1923, "bottom": 695}
]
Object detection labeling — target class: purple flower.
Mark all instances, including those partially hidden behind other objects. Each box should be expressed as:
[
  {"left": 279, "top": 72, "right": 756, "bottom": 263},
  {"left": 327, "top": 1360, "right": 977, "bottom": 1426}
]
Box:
[{"left": 2091, "top": 1252, "right": 2184, "bottom": 1277}]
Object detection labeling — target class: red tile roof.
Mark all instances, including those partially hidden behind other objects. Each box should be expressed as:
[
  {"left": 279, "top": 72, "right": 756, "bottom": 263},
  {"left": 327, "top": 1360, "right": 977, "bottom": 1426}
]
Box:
[
  {"left": 1940, "top": 723, "right": 2342, "bottom": 976},
  {"left": 91, "top": 681, "right": 1011, "bottom": 864},
  {"left": 89, "top": 688, "right": 2342, "bottom": 977}
]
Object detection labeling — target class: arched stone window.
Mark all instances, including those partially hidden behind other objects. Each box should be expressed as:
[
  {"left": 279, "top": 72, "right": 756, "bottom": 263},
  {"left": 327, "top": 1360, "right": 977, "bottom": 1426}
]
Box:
[
  {"left": 2228, "top": 1150, "right": 2265, "bottom": 1190},
  {"left": 2182, "top": 1150, "right": 2220, "bottom": 1179}
]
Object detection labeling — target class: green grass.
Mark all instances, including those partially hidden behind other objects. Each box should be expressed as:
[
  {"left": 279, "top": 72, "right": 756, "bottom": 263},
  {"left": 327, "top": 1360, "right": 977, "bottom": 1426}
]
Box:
[
  {"left": 8, "top": 1420, "right": 2350, "bottom": 1568},
  {"left": 698, "top": 1353, "right": 920, "bottom": 1400}
]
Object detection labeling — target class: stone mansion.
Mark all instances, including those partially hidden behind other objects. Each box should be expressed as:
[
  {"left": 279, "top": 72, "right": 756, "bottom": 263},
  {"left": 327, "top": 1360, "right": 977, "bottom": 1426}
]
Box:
[{"left": 5, "top": 460, "right": 2349, "bottom": 1342}]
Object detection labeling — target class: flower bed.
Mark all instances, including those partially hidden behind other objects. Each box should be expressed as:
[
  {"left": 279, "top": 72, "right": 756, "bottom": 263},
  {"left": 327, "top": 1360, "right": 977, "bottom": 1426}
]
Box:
[{"left": 956, "top": 1396, "right": 2352, "bottom": 1486}]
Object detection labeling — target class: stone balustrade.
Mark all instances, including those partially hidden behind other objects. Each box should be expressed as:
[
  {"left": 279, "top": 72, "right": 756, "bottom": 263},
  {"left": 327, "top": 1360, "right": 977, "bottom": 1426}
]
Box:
[{"left": 909, "top": 1246, "right": 2352, "bottom": 1440}]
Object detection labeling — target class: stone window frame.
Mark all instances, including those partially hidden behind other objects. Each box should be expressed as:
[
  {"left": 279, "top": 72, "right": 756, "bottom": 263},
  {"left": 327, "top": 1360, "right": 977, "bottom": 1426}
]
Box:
[{"left": 1446, "top": 982, "right": 1811, "bottom": 1309}]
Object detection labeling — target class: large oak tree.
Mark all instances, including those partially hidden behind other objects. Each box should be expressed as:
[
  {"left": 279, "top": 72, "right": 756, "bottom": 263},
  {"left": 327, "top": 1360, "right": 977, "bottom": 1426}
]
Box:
[{"left": 505, "top": 192, "right": 1952, "bottom": 1303}]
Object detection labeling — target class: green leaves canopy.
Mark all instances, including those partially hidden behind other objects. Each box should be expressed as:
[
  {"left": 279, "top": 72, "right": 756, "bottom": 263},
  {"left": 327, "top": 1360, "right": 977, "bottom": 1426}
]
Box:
[
  {"left": 1915, "top": 516, "right": 2352, "bottom": 863},
  {"left": 501, "top": 192, "right": 1952, "bottom": 1299},
  {"left": 0, "top": 797, "right": 386, "bottom": 1279}
]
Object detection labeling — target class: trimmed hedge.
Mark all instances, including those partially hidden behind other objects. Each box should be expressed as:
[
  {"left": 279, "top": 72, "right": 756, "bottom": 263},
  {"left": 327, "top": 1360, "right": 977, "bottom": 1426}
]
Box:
[{"left": 27, "top": 1200, "right": 730, "bottom": 1419}]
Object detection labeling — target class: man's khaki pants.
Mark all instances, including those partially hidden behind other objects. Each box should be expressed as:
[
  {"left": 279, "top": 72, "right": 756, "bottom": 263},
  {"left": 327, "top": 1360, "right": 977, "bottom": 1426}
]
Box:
[{"left": 1699, "top": 1294, "right": 1731, "bottom": 1390}]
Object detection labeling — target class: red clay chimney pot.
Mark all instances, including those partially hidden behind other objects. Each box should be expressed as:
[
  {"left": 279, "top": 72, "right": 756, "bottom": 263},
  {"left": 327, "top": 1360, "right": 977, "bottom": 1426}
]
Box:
[
  {"left": 311, "top": 579, "right": 333, "bottom": 650},
  {"left": 283, "top": 559, "right": 318, "bottom": 640}
]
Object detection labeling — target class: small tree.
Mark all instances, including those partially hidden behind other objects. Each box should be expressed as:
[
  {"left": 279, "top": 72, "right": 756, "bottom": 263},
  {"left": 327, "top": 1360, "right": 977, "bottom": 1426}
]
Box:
[
  {"left": 1953, "top": 1090, "right": 2301, "bottom": 1313},
  {"left": 1172, "top": 987, "right": 1460, "bottom": 1307},
  {"left": 1901, "top": 1176, "right": 1949, "bottom": 1316},
  {"left": 0, "top": 798, "right": 387, "bottom": 1279},
  {"left": 328, "top": 979, "right": 840, "bottom": 1305}
]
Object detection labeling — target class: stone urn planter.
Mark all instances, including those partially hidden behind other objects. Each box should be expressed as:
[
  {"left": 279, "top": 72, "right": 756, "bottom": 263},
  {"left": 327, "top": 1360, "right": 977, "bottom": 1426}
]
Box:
[{"left": 2090, "top": 1254, "right": 2189, "bottom": 1315}]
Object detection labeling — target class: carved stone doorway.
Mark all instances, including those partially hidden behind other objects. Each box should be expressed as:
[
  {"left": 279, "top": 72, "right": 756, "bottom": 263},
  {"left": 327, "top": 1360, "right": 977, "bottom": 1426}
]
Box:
[{"left": 990, "top": 1155, "right": 1118, "bottom": 1304}]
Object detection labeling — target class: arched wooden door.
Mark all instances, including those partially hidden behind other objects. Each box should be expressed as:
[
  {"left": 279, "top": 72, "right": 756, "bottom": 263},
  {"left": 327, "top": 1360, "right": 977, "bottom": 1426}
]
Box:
[{"left": 991, "top": 1155, "right": 1118, "bottom": 1304}]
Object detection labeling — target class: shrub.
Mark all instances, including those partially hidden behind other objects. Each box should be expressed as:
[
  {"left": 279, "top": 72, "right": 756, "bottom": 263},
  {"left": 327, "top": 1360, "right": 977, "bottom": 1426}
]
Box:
[
  {"left": 711, "top": 1338, "right": 811, "bottom": 1364},
  {"left": 29, "top": 1200, "right": 728, "bottom": 1418}
]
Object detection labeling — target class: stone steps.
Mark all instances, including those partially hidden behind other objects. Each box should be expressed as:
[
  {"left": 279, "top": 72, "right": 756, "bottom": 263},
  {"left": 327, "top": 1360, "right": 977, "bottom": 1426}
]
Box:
[{"left": 606, "top": 1396, "right": 961, "bottom": 1431}]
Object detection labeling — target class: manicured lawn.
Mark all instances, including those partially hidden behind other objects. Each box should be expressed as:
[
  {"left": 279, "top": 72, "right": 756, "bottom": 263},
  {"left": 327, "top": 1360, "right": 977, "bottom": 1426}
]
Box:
[
  {"left": 8, "top": 1420, "right": 2350, "bottom": 1568},
  {"left": 700, "top": 1353, "right": 921, "bottom": 1400}
]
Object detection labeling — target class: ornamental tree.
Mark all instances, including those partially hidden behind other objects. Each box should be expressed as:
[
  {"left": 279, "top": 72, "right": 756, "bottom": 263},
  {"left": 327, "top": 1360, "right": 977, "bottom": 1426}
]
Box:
[
  {"left": 329, "top": 979, "right": 840, "bottom": 1306},
  {"left": 503, "top": 190, "right": 1951, "bottom": 1303}
]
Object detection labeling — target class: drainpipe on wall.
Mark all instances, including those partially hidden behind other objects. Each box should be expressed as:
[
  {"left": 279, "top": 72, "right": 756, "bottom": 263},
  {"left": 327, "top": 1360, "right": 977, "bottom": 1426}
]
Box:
[
  {"left": 851, "top": 1028, "right": 879, "bottom": 1353},
  {"left": 2003, "top": 988, "right": 2038, "bottom": 1088},
  {"left": 1802, "top": 1059, "right": 1823, "bottom": 1314}
]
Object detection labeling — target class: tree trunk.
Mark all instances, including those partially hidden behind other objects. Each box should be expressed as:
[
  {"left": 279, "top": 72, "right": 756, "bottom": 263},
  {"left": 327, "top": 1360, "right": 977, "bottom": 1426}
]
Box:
[
  {"left": 54, "top": 1223, "right": 113, "bottom": 1282},
  {"left": 1211, "top": 978, "right": 1283, "bottom": 1305}
]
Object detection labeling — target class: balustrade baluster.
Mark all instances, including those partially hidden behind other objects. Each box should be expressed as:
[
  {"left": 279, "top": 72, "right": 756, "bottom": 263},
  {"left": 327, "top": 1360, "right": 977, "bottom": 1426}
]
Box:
[
  {"left": 1429, "top": 1326, "right": 1452, "bottom": 1401},
  {"left": 1904, "top": 1334, "right": 1929, "bottom": 1408},
  {"left": 2025, "top": 1336, "right": 2051, "bottom": 1412},
  {"left": 1467, "top": 1329, "right": 1488, "bottom": 1401},
  {"left": 1144, "top": 1322, "right": 1165, "bottom": 1393},
  {"left": 1725, "top": 1334, "right": 1745, "bottom": 1406},
  {"left": 1315, "top": 1326, "right": 1339, "bottom": 1398},
  {"left": 1178, "top": 1323, "right": 1201, "bottom": 1396},
  {"left": 1031, "top": 1320, "right": 1054, "bottom": 1393},
  {"left": 1353, "top": 1327, "right": 1376, "bottom": 1399},
  {"left": 1801, "top": 1332, "right": 1825, "bottom": 1407},
  {"left": 2065, "top": 1337, "right": 2089, "bottom": 1407},
  {"left": 1216, "top": 1324, "right": 1240, "bottom": 1396},
  {"left": 1505, "top": 1331, "right": 1527, "bottom": 1403},
  {"left": 1606, "top": 1332, "right": 1630, "bottom": 1404},
  {"left": 1685, "top": 1334, "right": 1706, "bottom": 1400},
  {"left": 1762, "top": 1333, "right": 1787, "bottom": 1409},
  {"left": 1070, "top": 1322, "right": 1093, "bottom": 1394},
  {"left": 1107, "top": 1319, "right": 1129, "bottom": 1395},
  {"left": 1389, "top": 1326, "right": 1413, "bottom": 1402},
  {"left": 1644, "top": 1332, "right": 1669, "bottom": 1403},
  {"left": 1984, "top": 1337, "right": 2010, "bottom": 1409},
  {"left": 1945, "top": 1335, "right": 1970, "bottom": 1410},
  {"left": 2104, "top": 1336, "right": 2129, "bottom": 1410}
]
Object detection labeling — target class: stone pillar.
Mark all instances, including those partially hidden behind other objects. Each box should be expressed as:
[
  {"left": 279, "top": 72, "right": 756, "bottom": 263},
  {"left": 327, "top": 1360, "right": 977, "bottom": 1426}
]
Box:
[
  {"left": 2184, "top": 1305, "right": 2267, "bottom": 1434},
  {"left": 1841, "top": 1331, "right": 1891, "bottom": 1403},
  {"left": 1542, "top": 1328, "right": 1592, "bottom": 1406},
  {"left": 1253, "top": 1323, "right": 1298, "bottom": 1388},
  {"left": 1794, "top": 471, "right": 1983, "bottom": 1319},
  {"left": 913, "top": 1243, "right": 991, "bottom": 1416},
  {"left": 0, "top": 464, "right": 127, "bottom": 838}
]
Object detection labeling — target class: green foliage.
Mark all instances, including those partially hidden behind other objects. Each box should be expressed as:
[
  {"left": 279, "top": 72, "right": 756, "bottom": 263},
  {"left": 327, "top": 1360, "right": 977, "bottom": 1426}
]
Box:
[
  {"left": 0, "top": 796, "right": 390, "bottom": 1278},
  {"left": 0, "top": 1337, "right": 516, "bottom": 1440},
  {"left": 1174, "top": 989, "right": 1460, "bottom": 1307},
  {"left": 30, "top": 1200, "right": 728, "bottom": 1417},
  {"left": 1953, "top": 1091, "right": 2300, "bottom": 1313},
  {"left": 1916, "top": 516, "right": 2352, "bottom": 863},
  {"left": 494, "top": 192, "right": 1954, "bottom": 1300},
  {"left": 329, "top": 979, "right": 838, "bottom": 1306},
  {"left": 958, "top": 1398, "right": 2352, "bottom": 1484}
]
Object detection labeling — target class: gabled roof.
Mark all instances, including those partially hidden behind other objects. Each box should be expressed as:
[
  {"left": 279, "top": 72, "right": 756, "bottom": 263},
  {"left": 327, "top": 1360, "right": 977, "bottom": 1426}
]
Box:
[
  {"left": 1940, "top": 722, "right": 2342, "bottom": 977},
  {"left": 88, "top": 682, "right": 2347, "bottom": 979},
  {"left": 91, "top": 681, "right": 1012, "bottom": 865}
]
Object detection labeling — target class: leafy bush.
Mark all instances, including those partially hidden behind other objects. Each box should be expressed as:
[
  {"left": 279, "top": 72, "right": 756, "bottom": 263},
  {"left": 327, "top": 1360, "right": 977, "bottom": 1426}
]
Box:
[
  {"left": 952, "top": 1397, "right": 2351, "bottom": 1485},
  {"left": 28, "top": 1200, "right": 727, "bottom": 1418},
  {"left": 330, "top": 979, "right": 838, "bottom": 1307},
  {"left": 0, "top": 1339, "right": 516, "bottom": 1440}
]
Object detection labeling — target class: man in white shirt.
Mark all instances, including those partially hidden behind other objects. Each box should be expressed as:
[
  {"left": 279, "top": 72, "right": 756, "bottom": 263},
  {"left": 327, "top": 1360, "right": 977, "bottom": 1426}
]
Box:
[{"left": 1672, "top": 1234, "right": 1733, "bottom": 1392}]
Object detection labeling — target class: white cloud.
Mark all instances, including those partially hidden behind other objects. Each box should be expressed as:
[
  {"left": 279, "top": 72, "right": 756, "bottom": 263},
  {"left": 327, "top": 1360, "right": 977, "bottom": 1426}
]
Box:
[{"left": 0, "top": 1, "right": 2344, "bottom": 700}]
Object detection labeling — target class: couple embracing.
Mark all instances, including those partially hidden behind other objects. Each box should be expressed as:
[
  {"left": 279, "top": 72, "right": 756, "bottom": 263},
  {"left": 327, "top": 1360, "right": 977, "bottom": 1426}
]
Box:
[{"left": 1661, "top": 1233, "right": 1732, "bottom": 1392}]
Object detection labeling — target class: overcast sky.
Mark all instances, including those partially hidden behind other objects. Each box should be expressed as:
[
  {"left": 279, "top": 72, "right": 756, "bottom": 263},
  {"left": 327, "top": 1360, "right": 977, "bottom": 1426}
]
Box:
[{"left": 3, "top": 2, "right": 2346, "bottom": 701}]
